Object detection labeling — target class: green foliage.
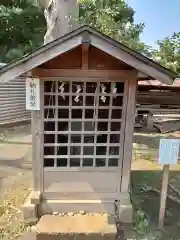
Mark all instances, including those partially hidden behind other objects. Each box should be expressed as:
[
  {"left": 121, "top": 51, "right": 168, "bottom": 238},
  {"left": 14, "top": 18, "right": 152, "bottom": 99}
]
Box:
[
  {"left": 152, "top": 32, "right": 180, "bottom": 74},
  {"left": 1, "top": 0, "right": 179, "bottom": 75},
  {"left": 131, "top": 177, "right": 163, "bottom": 240},
  {"left": 134, "top": 209, "right": 150, "bottom": 236},
  {"left": 0, "top": 0, "right": 46, "bottom": 63},
  {"left": 1, "top": 0, "right": 150, "bottom": 62},
  {"left": 4, "top": 0, "right": 178, "bottom": 67},
  {"left": 133, "top": 209, "right": 163, "bottom": 239},
  {"left": 78, "top": 0, "right": 150, "bottom": 55}
]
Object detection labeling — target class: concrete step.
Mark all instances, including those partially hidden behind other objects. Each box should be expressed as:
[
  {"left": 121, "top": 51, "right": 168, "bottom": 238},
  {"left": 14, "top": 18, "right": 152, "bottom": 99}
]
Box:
[{"left": 34, "top": 214, "right": 117, "bottom": 240}]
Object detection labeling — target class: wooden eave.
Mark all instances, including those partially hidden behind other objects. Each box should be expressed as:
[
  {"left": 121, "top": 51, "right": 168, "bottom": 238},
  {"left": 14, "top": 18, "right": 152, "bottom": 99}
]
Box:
[{"left": 0, "top": 25, "right": 177, "bottom": 84}]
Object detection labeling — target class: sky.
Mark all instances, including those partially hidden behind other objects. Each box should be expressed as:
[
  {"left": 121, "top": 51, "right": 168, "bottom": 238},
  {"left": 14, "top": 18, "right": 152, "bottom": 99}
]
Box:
[{"left": 126, "top": 0, "right": 180, "bottom": 47}]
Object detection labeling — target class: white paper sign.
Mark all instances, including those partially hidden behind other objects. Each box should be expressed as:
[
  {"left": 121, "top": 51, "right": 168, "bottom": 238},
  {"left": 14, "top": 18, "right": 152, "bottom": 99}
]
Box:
[
  {"left": 26, "top": 77, "right": 40, "bottom": 110},
  {"left": 158, "top": 139, "right": 180, "bottom": 165}
]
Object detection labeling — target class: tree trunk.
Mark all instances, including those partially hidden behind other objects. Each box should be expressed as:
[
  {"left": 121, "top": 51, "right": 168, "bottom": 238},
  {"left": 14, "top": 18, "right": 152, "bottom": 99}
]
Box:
[{"left": 39, "top": 0, "right": 78, "bottom": 44}]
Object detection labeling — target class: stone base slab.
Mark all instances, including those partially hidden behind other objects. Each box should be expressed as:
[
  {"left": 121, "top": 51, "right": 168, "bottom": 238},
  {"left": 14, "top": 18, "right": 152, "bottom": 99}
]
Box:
[
  {"left": 39, "top": 199, "right": 115, "bottom": 216},
  {"left": 36, "top": 215, "right": 117, "bottom": 240},
  {"left": 22, "top": 194, "right": 38, "bottom": 224},
  {"left": 118, "top": 193, "right": 133, "bottom": 223},
  {"left": 30, "top": 191, "right": 41, "bottom": 205},
  {"left": 119, "top": 203, "right": 133, "bottom": 223}
]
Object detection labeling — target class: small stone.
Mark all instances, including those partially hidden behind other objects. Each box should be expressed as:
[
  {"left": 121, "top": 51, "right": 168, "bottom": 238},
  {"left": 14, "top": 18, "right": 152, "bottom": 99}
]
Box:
[
  {"left": 102, "top": 212, "right": 108, "bottom": 216},
  {"left": 30, "top": 225, "right": 37, "bottom": 232},
  {"left": 52, "top": 212, "right": 58, "bottom": 216},
  {"left": 88, "top": 212, "right": 94, "bottom": 216},
  {"left": 58, "top": 213, "right": 65, "bottom": 217},
  {"left": 0, "top": 226, "right": 5, "bottom": 230},
  {"left": 93, "top": 212, "right": 100, "bottom": 216},
  {"left": 68, "top": 212, "right": 74, "bottom": 216},
  {"left": 79, "top": 210, "right": 85, "bottom": 215}
]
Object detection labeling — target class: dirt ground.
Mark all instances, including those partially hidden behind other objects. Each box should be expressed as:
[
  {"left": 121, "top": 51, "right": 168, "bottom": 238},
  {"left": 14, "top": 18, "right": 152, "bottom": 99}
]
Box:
[
  {"left": 0, "top": 124, "right": 32, "bottom": 240},
  {"left": 0, "top": 124, "right": 180, "bottom": 239}
]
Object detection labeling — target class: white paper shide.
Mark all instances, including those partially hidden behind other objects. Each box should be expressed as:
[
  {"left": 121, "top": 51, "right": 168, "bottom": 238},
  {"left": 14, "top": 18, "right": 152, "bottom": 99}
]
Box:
[{"left": 26, "top": 77, "right": 40, "bottom": 110}]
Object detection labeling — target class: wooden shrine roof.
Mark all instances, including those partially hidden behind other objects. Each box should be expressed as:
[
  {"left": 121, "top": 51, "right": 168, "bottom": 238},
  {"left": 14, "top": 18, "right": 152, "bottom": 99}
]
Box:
[{"left": 0, "top": 25, "right": 177, "bottom": 85}]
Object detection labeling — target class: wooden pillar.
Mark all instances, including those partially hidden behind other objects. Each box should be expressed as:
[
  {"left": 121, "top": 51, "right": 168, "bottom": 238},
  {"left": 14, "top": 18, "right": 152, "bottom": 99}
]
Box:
[
  {"left": 146, "top": 111, "right": 154, "bottom": 130},
  {"left": 82, "top": 43, "right": 89, "bottom": 70},
  {"left": 121, "top": 77, "right": 137, "bottom": 193},
  {"left": 31, "top": 80, "right": 44, "bottom": 202},
  {"left": 119, "top": 77, "right": 137, "bottom": 223}
]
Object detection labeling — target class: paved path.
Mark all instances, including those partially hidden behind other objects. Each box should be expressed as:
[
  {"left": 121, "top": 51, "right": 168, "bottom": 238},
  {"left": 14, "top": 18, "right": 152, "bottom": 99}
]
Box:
[
  {"left": 0, "top": 135, "right": 31, "bottom": 164},
  {"left": 0, "top": 134, "right": 32, "bottom": 196}
]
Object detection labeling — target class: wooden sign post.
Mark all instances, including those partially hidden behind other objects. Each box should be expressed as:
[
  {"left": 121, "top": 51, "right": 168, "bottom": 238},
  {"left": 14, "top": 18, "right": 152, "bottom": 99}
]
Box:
[
  {"left": 158, "top": 164, "right": 170, "bottom": 228},
  {"left": 158, "top": 139, "right": 180, "bottom": 228}
]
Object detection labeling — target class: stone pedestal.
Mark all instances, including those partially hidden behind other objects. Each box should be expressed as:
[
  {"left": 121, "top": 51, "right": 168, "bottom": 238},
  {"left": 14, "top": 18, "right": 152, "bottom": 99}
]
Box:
[
  {"left": 118, "top": 193, "right": 133, "bottom": 223},
  {"left": 22, "top": 193, "right": 39, "bottom": 224}
]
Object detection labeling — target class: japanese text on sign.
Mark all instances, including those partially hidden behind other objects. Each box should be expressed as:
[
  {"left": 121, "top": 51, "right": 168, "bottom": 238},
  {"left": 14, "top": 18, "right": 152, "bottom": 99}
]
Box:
[{"left": 26, "top": 77, "right": 40, "bottom": 110}]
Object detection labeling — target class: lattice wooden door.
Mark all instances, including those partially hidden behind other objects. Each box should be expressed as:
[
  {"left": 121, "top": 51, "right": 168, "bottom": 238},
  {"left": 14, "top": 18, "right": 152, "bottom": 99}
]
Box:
[{"left": 42, "top": 79, "right": 127, "bottom": 206}]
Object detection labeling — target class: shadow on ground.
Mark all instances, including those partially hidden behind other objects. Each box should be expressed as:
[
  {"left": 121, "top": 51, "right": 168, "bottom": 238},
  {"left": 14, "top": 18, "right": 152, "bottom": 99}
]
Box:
[
  {"left": 134, "top": 134, "right": 161, "bottom": 150},
  {"left": 0, "top": 157, "right": 32, "bottom": 170},
  {"left": 131, "top": 170, "right": 180, "bottom": 239}
]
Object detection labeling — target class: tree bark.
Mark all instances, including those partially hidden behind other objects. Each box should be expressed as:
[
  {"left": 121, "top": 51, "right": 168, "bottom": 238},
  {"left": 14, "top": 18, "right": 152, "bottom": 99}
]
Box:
[{"left": 39, "top": 0, "right": 78, "bottom": 44}]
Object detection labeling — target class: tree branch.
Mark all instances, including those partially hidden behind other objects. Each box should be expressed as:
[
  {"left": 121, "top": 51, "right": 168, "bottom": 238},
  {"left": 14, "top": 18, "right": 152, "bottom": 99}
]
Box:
[
  {"left": 147, "top": 187, "right": 180, "bottom": 205},
  {"left": 168, "top": 183, "right": 180, "bottom": 198}
]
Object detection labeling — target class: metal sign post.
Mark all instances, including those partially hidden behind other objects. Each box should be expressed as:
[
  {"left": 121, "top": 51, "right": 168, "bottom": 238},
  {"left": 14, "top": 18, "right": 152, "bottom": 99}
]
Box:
[{"left": 158, "top": 139, "right": 180, "bottom": 228}]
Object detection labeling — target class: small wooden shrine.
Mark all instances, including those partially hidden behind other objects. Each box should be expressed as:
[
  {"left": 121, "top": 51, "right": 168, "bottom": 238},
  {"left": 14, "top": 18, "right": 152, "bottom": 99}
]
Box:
[{"left": 0, "top": 26, "right": 177, "bottom": 223}]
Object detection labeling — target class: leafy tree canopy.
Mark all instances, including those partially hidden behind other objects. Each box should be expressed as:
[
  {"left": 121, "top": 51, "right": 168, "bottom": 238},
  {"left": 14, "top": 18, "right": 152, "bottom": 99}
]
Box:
[
  {"left": 0, "top": 0, "right": 45, "bottom": 63},
  {"left": 2, "top": 0, "right": 177, "bottom": 72},
  {"left": 78, "top": 0, "right": 150, "bottom": 55},
  {"left": 0, "top": 0, "right": 150, "bottom": 62},
  {"left": 152, "top": 32, "right": 180, "bottom": 74}
]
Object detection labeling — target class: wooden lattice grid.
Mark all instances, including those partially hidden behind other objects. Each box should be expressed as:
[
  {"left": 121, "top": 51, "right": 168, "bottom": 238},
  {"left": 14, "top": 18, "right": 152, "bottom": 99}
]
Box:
[{"left": 43, "top": 79, "right": 125, "bottom": 168}]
